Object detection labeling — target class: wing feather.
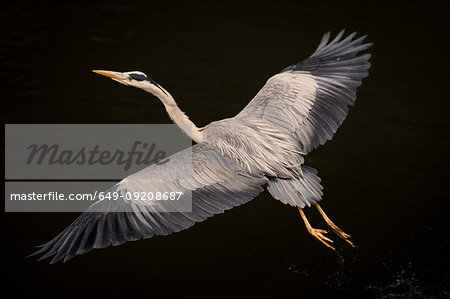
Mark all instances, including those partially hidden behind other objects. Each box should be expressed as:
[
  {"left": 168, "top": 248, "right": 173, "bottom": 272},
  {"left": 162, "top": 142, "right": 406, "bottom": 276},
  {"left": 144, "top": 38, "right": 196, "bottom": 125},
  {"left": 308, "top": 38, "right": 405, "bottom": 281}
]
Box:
[
  {"left": 240, "top": 30, "right": 372, "bottom": 154},
  {"left": 28, "top": 142, "right": 267, "bottom": 263}
]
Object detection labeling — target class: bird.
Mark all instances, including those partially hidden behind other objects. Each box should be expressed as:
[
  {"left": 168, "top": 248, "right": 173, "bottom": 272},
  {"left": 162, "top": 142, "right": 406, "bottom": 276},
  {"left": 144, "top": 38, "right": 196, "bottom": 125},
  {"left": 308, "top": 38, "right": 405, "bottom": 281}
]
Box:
[{"left": 28, "top": 30, "right": 372, "bottom": 263}]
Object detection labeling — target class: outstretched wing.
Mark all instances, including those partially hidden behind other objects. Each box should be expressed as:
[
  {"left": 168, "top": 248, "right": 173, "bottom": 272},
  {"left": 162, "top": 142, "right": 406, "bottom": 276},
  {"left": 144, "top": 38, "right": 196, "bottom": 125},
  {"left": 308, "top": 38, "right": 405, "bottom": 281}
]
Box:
[
  {"left": 239, "top": 30, "right": 373, "bottom": 154},
  {"left": 29, "top": 142, "right": 267, "bottom": 263}
]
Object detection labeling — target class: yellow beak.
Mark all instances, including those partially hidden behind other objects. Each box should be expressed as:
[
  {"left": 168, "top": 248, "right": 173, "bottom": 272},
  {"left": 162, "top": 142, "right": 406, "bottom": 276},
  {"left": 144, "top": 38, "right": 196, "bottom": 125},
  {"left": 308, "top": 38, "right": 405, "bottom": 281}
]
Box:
[{"left": 92, "top": 70, "right": 127, "bottom": 80}]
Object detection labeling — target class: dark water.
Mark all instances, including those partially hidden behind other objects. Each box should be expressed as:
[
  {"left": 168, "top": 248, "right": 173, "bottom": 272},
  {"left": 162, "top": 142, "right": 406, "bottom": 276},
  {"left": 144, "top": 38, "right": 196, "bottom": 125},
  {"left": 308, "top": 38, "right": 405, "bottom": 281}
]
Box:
[{"left": 2, "top": 0, "right": 449, "bottom": 297}]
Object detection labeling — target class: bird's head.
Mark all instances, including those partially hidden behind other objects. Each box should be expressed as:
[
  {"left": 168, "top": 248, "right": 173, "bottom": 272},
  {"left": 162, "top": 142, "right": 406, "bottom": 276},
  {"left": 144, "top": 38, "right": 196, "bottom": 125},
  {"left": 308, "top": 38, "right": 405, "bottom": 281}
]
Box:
[{"left": 92, "top": 70, "right": 167, "bottom": 97}]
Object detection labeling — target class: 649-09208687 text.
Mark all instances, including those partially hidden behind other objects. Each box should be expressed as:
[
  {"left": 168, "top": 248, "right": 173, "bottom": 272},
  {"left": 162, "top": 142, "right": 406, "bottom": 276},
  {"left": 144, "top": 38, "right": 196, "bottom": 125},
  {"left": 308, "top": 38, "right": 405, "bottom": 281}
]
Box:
[{"left": 9, "top": 191, "right": 184, "bottom": 202}]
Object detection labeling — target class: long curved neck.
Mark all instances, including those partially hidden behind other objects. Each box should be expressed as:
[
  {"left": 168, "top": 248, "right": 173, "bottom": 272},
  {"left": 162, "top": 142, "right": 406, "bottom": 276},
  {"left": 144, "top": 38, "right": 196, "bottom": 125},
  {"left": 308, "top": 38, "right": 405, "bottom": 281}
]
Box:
[{"left": 144, "top": 85, "right": 204, "bottom": 143}]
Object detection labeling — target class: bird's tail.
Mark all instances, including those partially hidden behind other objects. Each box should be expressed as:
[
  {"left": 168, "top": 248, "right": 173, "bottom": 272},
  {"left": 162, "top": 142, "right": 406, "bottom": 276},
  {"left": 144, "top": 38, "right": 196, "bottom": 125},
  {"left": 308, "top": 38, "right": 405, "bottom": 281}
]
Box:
[{"left": 267, "top": 165, "right": 323, "bottom": 208}]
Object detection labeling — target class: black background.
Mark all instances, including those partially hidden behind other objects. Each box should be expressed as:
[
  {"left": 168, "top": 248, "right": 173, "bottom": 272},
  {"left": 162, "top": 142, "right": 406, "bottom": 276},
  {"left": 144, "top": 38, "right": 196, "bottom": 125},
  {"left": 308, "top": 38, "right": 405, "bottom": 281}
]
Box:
[{"left": 2, "top": 0, "right": 449, "bottom": 298}]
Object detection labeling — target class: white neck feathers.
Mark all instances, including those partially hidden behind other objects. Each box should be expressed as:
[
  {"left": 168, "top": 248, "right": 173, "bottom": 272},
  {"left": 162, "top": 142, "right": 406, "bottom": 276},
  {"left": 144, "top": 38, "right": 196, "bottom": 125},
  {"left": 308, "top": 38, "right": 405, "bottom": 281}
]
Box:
[{"left": 144, "top": 85, "right": 204, "bottom": 143}]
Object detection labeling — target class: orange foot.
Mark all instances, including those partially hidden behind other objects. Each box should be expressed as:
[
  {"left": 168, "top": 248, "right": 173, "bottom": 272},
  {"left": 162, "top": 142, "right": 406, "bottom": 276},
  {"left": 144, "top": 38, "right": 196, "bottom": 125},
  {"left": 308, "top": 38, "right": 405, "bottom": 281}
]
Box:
[
  {"left": 298, "top": 207, "right": 335, "bottom": 250},
  {"left": 316, "top": 204, "right": 354, "bottom": 247}
]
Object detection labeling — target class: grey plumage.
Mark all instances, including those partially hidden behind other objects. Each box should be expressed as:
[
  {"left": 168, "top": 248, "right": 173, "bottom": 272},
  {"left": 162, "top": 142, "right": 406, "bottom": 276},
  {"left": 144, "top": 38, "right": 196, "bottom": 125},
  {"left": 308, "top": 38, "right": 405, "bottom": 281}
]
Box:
[
  {"left": 30, "top": 30, "right": 372, "bottom": 263},
  {"left": 267, "top": 166, "right": 323, "bottom": 208},
  {"left": 241, "top": 29, "right": 372, "bottom": 154},
  {"left": 29, "top": 143, "right": 267, "bottom": 263}
]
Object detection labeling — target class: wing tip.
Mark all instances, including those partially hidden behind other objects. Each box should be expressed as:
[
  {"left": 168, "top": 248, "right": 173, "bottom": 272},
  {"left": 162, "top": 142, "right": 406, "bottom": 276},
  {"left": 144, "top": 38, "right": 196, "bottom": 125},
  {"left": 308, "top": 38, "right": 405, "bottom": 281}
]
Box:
[{"left": 312, "top": 30, "right": 373, "bottom": 58}]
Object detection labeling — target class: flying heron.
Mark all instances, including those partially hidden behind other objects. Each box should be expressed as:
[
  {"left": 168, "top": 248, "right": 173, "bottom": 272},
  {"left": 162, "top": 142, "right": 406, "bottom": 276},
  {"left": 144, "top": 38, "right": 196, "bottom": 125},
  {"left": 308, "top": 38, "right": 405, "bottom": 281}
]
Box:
[{"left": 29, "top": 30, "right": 372, "bottom": 263}]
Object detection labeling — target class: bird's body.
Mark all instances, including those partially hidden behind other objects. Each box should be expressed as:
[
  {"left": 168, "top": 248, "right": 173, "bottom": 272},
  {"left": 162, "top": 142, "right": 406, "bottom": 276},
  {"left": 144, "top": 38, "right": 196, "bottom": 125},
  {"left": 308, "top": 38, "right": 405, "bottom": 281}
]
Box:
[
  {"left": 205, "top": 115, "right": 303, "bottom": 178},
  {"left": 29, "top": 30, "right": 372, "bottom": 263}
]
